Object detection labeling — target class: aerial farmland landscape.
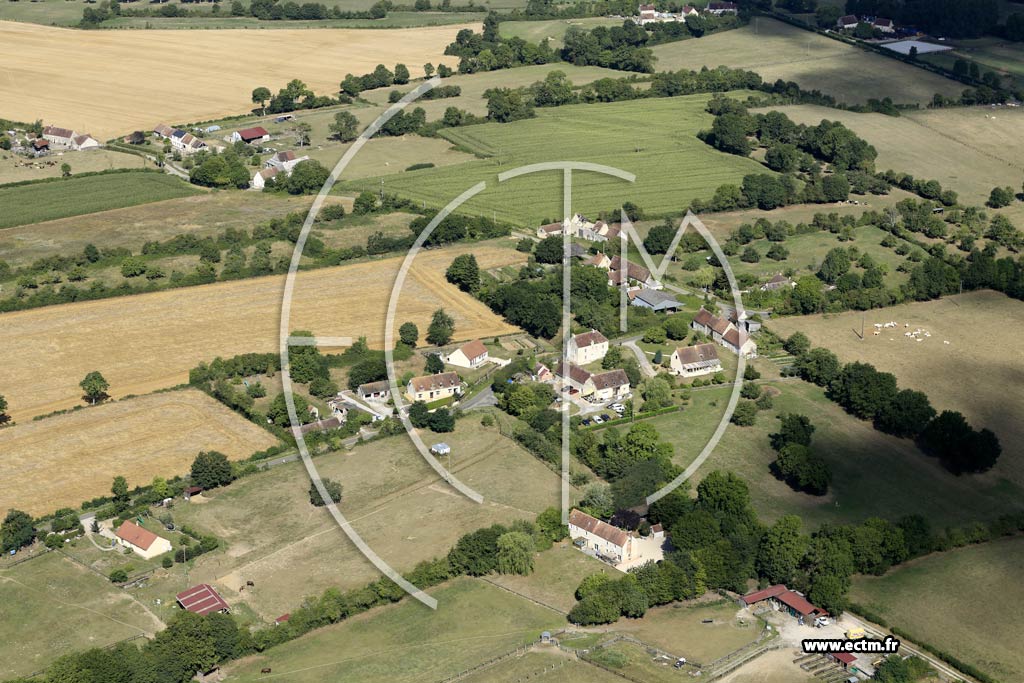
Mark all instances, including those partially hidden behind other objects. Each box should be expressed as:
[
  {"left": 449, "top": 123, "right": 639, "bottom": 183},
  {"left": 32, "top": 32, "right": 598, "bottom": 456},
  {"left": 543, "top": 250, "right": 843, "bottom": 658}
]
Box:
[{"left": 2, "top": 1, "right": 1023, "bottom": 682}]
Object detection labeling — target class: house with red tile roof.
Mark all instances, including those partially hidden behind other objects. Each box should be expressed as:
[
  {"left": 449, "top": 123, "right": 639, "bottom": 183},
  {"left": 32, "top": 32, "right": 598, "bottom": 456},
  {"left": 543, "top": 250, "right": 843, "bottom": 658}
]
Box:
[{"left": 115, "top": 520, "right": 172, "bottom": 560}]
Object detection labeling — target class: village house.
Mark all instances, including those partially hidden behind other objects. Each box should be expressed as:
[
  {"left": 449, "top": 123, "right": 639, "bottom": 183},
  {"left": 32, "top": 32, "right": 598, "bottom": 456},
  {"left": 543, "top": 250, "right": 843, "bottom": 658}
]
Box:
[
  {"left": 534, "top": 362, "right": 552, "bottom": 382},
  {"left": 358, "top": 380, "right": 391, "bottom": 401},
  {"left": 231, "top": 126, "right": 270, "bottom": 144},
  {"left": 555, "top": 362, "right": 630, "bottom": 403},
  {"left": 536, "top": 221, "right": 563, "bottom": 239},
  {"left": 583, "top": 251, "right": 612, "bottom": 269},
  {"left": 629, "top": 288, "right": 682, "bottom": 312},
  {"left": 114, "top": 520, "right": 172, "bottom": 560},
  {"left": 872, "top": 17, "right": 895, "bottom": 33},
  {"left": 567, "top": 330, "right": 609, "bottom": 365},
  {"left": 31, "top": 138, "right": 49, "bottom": 156},
  {"left": 153, "top": 123, "right": 176, "bottom": 139},
  {"left": 251, "top": 167, "right": 279, "bottom": 190},
  {"left": 568, "top": 509, "right": 638, "bottom": 565},
  {"left": 691, "top": 307, "right": 758, "bottom": 358},
  {"left": 42, "top": 125, "right": 76, "bottom": 148},
  {"left": 71, "top": 134, "right": 101, "bottom": 151},
  {"left": 264, "top": 150, "right": 309, "bottom": 172},
  {"left": 406, "top": 371, "right": 463, "bottom": 403},
  {"left": 760, "top": 273, "right": 794, "bottom": 292},
  {"left": 176, "top": 584, "right": 230, "bottom": 615},
  {"left": 537, "top": 215, "right": 621, "bottom": 242},
  {"left": 670, "top": 343, "right": 722, "bottom": 377},
  {"left": 836, "top": 14, "right": 859, "bottom": 29},
  {"left": 741, "top": 584, "right": 829, "bottom": 625},
  {"left": 172, "top": 131, "right": 207, "bottom": 155},
  {"left": 608, "top": 255, "right": 661, "bottom": 289},
  {"left": 444, "top": 339, "right": 489, "bottom": 369},
  {"left": 706, "top": 1, "right": 738, "bottom": 15},
  {"left": 589, "top": 368, "right": 631, "bottom": 403}
]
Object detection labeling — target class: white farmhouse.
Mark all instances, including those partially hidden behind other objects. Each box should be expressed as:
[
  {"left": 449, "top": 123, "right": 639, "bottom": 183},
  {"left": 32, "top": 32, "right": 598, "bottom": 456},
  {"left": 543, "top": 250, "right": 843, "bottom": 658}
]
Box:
[
  {"left": 670, "top": 343, "right": 722, "bottom": 377},
  {"left": 444, "top": 339, "right": 489, "bottom": 369},
  {"left": 567, "top": 330, "right": 609, "bottom": 365},
  {"left": 568, "top": 509, "right": 638, "bottom": 564},
  {"left": 115, "top": 520, "right": 172, "bottom": 560}
]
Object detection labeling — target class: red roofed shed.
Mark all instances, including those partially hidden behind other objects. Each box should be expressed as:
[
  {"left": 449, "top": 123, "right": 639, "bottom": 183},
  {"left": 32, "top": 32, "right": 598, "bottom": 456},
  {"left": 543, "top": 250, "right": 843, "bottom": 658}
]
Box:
[{"left": 176, "top": 584, "right": 230, "bottom": 615}]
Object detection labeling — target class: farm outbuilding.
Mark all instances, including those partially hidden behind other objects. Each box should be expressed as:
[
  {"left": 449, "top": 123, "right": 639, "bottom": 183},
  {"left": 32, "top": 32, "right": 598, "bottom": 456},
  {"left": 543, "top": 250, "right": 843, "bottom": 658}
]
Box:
[
  {"left": 741, "top": 584, "right": 829, "bottom": 624},
  {"left": 430, "top": 443, "right": 451, "bottom": 456},
  {"left": 176, "top": 584, "right": 230, "bottom": 615}
]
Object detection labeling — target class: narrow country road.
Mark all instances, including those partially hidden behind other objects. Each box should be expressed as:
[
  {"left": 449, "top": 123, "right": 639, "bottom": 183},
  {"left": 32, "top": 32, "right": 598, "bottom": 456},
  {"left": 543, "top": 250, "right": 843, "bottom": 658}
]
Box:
[
  {"left": 460, "top": 386, "right": 497, "bottom": 411},
  {"left": 619, "top": 338, "right": 658, "bottom": 378}
]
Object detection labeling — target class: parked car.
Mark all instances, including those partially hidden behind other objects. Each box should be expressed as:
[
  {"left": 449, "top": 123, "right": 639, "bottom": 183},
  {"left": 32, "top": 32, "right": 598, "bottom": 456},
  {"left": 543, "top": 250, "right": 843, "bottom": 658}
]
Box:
[
  {"left": 600, "top": 413, "right": 612, "bottom": 421},
  {"left": 581, "top": 418, "right": 592, "bottom": 426},
  {"left": 674, "top": 658, "right": 687, "bottom": 669},
  {"left": 609, "top": 403, "right": 625, "bottom": 412},
  {"left": 592, "top": 415, "right": 604, "bottom": 424}
]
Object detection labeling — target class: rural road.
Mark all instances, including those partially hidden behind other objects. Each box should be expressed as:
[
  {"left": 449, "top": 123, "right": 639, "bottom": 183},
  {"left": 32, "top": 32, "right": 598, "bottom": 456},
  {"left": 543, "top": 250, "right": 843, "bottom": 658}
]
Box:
[
  {"left": 460, "top": 386, "right": 497, "bottom": 411},
  {"left": 619, "top": 338, "right": 658, "bottom": 378}
]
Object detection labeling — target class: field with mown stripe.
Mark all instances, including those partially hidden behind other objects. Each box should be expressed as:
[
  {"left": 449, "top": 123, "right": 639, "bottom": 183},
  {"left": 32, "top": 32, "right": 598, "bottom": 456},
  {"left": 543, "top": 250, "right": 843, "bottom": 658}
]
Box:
[{"left": 344, "top": 93, "right": 770, "bottom": 224}]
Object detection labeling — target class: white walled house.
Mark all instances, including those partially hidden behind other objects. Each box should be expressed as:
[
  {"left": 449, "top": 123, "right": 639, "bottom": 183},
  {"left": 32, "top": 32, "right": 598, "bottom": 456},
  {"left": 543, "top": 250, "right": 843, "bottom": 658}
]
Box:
[
  {"left": 589, "top": 369, "right": 631, "bottom": 403},
  {"left": 71, "top": 134, "right": 101, "bottom": 151},
  {"left": 444, "top": 339, "right": 489, "bottom": 369},
  {"left": 670, "top": 343, "right": 722, "bottom": 377},
  {"left": 691, "top": 307, "right": 758, "bottom": 358},
  {"left": 252, "top": 167, "right": 279, "bottom": 190},
  {"left": 42, "top": 125, "right": 76, "bottom": 148},
  {"left": 265, "top": 150, "right": 310, "bottom": 172},
  {"left": 115, "top": 520, "right": 172, "bottom": 560},
  {"left": 406, "top": 371, "right": 463, "bottom": 403},
  {"left": 569, "top": 509, "right": 638, "bottom": 564},
  {"left": 567, "top": 330, "right": 609, "bottom": 365}
]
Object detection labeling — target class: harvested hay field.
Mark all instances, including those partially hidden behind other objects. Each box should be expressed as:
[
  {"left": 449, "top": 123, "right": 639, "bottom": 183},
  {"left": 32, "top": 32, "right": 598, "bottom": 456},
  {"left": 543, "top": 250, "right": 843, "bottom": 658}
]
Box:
[
  {"left": 651, "top": 18, "right": 962, "bottom": 106},
  {"left": 0, "top": 389, "right": 279, "bottom": 516},
  {"left": 0, "top": 191, "right": 327, "bottom": 267},
  {"left": 770, "top": 290, "right": 1024, "bottom": 490},
  {"left": 755, "top": 104, "right": 1024, "bottom": 205},
  {"left": 0, "top": 242, "right": 524, "bottom": 421},
  {"left": 850, "top": 536, "right": 1024, "bottom": 683},
  {"left": 0, "top": 20, "right": 471, "bottom": 139}
]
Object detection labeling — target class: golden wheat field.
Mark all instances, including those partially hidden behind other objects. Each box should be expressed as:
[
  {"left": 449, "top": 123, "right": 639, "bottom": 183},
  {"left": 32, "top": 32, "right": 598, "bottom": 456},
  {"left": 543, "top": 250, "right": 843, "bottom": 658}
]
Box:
[
  {"left": 0, "top": 389, "right": 279, "bottom": 515},
  {"left": 0, "top": 20, "right": 472, "bottom": 139},
  {"left": 0, "top": 243, "right": 524, "bottom": 421}
]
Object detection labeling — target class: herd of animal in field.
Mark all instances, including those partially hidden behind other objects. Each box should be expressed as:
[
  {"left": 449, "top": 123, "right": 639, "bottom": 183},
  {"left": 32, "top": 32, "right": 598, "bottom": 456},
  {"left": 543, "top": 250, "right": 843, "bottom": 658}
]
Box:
[{"left": 871, "top": 321, "right": 950, "bottom": 345}]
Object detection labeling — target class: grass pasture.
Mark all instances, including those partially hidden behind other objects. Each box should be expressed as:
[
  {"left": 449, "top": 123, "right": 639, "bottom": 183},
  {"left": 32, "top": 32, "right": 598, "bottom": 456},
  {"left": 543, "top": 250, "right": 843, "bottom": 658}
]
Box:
[
  {"left": 850, "top": 536, "right": 1024, "bottom": 682},
  {"left": 345, "top": 94, "right": 770, "bottom": 225},
  {"left": 0, "top": 20, "right": 469, "bottom": 139},
  {"left": 614, "top": 600, "right": 759, "bottom": 664},
  {"left": 223, "top": 578, "right": 563, "bottom": 682},
  {"left": 0, "top": 148, "right": 148, "bottom": 185},
  {"left": 651, "top": 18, "right": 963, "bottom": 105},
  {"left": 755, "top": 104, "right": 1024, "bottom": 205},
  {"left": 461, "top": 651, "right": 625, "bottom": 683},
  {"left": 152, "top": 418, "right": 567, "bottom": 620},
  {"left": 0, "top": 552, "right": 162, "bottom": 679},
  {"left": 0, "top": 389, "right": 279, "bottom": 516},
  {"left": 770, "top": 290, "right": 1024, "bottom": 493},
  {"left": 499, "top": 17, "right": 622, "bottom": 46},
  {"left": 0, "top": 241, "right": 524, "bottom": 421},
  {"left": 488, "top": 543, "right": 617, "bottom": 612},
  {"left": 0, "top": 172, "right": 201, "bottom": 229},
  {"left": 653, "top": 378, "right": 1022, "bottom": 528}
]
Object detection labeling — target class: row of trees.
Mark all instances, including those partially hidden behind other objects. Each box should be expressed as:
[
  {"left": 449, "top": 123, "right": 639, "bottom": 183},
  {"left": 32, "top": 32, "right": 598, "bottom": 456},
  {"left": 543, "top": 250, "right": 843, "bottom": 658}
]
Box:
[{"left": 786, "top": 332, "right": 1001, "bottom": 473}]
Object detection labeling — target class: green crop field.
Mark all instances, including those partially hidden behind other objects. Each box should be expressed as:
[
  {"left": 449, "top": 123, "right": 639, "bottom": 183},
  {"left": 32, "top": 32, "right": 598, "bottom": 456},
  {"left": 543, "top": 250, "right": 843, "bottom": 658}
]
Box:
[
  {"left": 101, "top": 11, "right": 481, "bottom": 30},
  {"left": 343, "top": 93, "right": 770, "bottom": 225},
  {"left": 0, "top": 552, "right": 163, "bottom": 679},
  {"left": 851, "top": 535, "right": 1024, "bottom": 682},
  {"left": 651, "top": 18, "right": 963, "bottom": 105},
  {"left": 499, "top": 17, "right": 623, "bottom": 46},
  {"left": 756, "top": 104, "right": 1024, "bottom": 205},
  {"left": 0, "top": 172, "right": 201, "bottom": 229},
  {"left": 771, "top": 290, "right": 1024, "bottom": 497},
  {"left": 921, "top": 37, "right": 1024, "bottom": 88},
  {"left": 646, "top": 378, "right": 1022, "bottom": 529},
  {"left": 223, "top": 577, "right": 564, "bottom": 682}
]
